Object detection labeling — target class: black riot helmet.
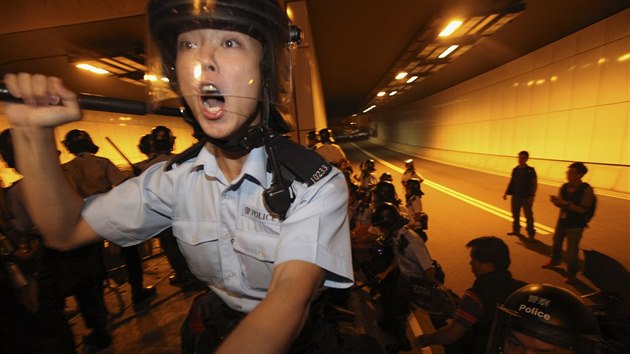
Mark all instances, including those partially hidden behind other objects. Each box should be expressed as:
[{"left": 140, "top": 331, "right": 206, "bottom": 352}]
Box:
[
  {"left": 486, "top": 284, "right": 601, "bottom": 354},
  {"left": 373, "top": 181, "right": 399, "bottom": 205},
  {"left": 151, "top": 125, "right": 176, "bottom": 153},
  {"left": 362, "top": 159, "right": 376, "bottom": 173},
  {"left": 371, "top": 202, "right": 408, "bottom": 233},
  {"left": 319, "top": 128, "right": 334, "bottom": 143},
  {"left": 138, "top": 134, "right": 152, "bottom": 156},
  {"left": 146, "top": 0, "right": 302, "bottom": 144},
  {"left": 380, "top": 172, "right": 393, "bottom": 183},
  {"left": 63, "top": 129, "right": 99, "bottom": 155}
]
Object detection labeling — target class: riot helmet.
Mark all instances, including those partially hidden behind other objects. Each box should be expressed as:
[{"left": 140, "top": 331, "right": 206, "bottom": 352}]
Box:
[
  {"left": 371, "top": 202, "right": 408, "bottom": 233},
  {"left": 362, "top": 159, "right": 376, "bottom": 173},
  {"left": 151, "top": 125, "right": 176, "bottom": 153},
  {"left": 146, "top": 0, "right": 301, "bottom": 145},
  {"left": 487, "top": 284, "right": 601, "bottom": 354},
  {"left": 138, "top": 134, "right": 152, "bottom": 156},
  {"left": 63, "top": 129, "right": 99, "bottom": 155},
  {"left": 373, "top": 181, "right": 399, "bottom": 205},
  {"left": 307, "top": 130, "right": 317, "bottom": 142},
  {"left": 319, "top": 128, "right": 334, "bottom": 143},
  {"left": 379, "top": 172, "right": 393, "bottom": 183}
]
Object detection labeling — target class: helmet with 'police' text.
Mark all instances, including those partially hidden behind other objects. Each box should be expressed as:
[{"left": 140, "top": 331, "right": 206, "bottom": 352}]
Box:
[{"left": 486, "top": 283, "right": 601, "bottom": 354}]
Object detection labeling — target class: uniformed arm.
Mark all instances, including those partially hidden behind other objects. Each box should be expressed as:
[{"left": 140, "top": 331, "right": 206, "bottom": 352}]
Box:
[
  {"left": 375, "top": 255, "right": 399, "bottom": 282},
  {"left": 215, "top": 260, "right": 325, "bottom": 354},
  {"left": 3, "top": 73, "right": 101, "bottom": 250},
  {"left": 416, "top": 288, "right": 481, "bottom": 348}
]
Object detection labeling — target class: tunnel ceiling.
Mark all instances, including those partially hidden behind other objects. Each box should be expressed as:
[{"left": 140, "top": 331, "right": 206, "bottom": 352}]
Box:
[{"left": 0, "top": 0, "right": 628, "bottom": 121}]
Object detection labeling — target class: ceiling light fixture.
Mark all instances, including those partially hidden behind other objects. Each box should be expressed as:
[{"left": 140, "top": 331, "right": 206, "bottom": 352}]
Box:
[
  {"left": 389, "top": 91, "right": 398, "bottom": 96},
  {"left": 377, "top": 91, "right": 386, "bottom": 97},
  {"left": 363, "top": 105, "right": 376, "bottom": 113},
  {"left": 76, "top": 63, "right": 109, "bottom": 75},
  {"left": 71, "top": 52, "right": 148, "bottom": 86},
  {"left": 438, "top": 45, "right": 459, "bottom": 59},
  {"left": 439, "top": 20, "right": 463, "bottom": 37},
  {"left": 395, "top": 72, "right": 408, "bottom": 80},
  {"left": 358, "top": 0, "right": 525, "bottom": 116}
]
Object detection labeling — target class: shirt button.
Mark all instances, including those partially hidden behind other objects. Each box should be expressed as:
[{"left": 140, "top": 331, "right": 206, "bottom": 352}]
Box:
[
  {"left": 257, "top": 250, "right": 264, "bottom": 257},
  {"left": 227, "top": 272, "right": 234, "bottom": 278},
  {"left": 192, "top": 234, "right": 198, "bottom": 243}
]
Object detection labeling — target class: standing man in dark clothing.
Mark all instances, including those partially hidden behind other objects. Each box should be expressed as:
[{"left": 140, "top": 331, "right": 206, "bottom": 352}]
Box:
[
  {"left": 503, "top": 151, "right": 537, "bottom": 240},
  {"left": 62, "top": 130, "right": 157, "bottom": 315},
  {"left": 543, "top": 162, "right": 595, "bottom": 284},
  {"left": 415, "top": 236, "right": 527, "bottom": 354}
]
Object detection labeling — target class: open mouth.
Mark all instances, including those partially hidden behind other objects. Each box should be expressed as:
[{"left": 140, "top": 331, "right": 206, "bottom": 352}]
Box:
[{"left": 200, "top": 84, "right": 225, "bottom": 113}]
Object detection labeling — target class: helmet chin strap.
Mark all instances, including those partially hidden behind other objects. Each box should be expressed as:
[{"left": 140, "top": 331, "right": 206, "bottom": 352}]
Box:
[{"left": 181, "top": 92, "right": 272, "bottom": 154}]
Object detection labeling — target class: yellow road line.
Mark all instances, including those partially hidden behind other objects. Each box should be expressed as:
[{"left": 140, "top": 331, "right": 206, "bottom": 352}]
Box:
[{"left": 353, "top": 145, "right": 555, "bottom": 235}]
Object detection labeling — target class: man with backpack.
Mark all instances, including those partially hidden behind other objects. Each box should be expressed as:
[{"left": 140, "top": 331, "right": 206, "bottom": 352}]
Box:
[{"left": 542, "top": 162, "right": 596, "bottom": 284}]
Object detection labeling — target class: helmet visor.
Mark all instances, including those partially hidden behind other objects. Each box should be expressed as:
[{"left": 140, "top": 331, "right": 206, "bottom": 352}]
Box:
[{"left": 145, "top": 0, "right": 298, "bottom": 118}]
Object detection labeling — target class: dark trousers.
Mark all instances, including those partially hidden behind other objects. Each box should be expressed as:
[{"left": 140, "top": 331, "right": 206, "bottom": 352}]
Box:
[
  {"left": 1, "top": 248, "right": 76, "bottom": 353},
  {"left": 62, "top": 243, "right": 109, "bottom": 334},
  {"left": 180, "top": 291, "right": 375, "bottom": 354},
  {"left": 551, "top": 225, "right": 584, "bottom": 276},
  {"left": 511, "top": 196, "right": 535, "bottom": 235},
  {"left": 120, "top": 245, "right": 144, "bottom": 295}
]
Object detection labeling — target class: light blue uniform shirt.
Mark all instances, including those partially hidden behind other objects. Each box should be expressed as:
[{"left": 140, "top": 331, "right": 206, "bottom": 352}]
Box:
[{"left": 83, "top": 145, "right": 354, "bottom": 312}]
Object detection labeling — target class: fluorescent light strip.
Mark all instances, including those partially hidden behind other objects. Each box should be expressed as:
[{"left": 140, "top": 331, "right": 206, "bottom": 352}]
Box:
[
  {"left": 363, "top": 105, "right": 376, "bottom": 113},
  {"left": 438, "top": 45, "right": 459, "bottom": 59},
  {"left": 439, "top": 20, "right": 463, "bottom": 37},
  {"left": 76, "top": 63, "right": 109, "bottom": 75}
]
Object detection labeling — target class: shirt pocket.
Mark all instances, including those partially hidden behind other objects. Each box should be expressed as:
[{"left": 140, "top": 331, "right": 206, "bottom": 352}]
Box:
[
  {"left": 172, "top": 220, "right": 219, "bottom": 245},
  {"left": 232, "top": 232, "right": 277, "bottom": 291}
]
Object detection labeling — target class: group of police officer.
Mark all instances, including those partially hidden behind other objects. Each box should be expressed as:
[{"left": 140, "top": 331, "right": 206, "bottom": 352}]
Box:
[{"left": 314, "top": 134, "right": 605, "bottom": 353}]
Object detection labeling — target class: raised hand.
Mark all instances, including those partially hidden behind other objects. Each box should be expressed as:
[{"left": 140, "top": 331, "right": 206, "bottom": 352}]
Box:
[{"left": 3, "top": 73, "right": 81, "bottom": 129}]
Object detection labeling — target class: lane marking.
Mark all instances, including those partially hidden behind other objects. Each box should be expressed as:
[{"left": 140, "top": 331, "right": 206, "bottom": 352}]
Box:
[{"left": 352, "top": 144, "right": 555, "bottom": 235}]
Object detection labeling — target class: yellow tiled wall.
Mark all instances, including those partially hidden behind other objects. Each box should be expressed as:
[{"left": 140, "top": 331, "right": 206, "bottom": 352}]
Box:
[{"left": 371, "top": 9, "right": 630, "bottom": 195}]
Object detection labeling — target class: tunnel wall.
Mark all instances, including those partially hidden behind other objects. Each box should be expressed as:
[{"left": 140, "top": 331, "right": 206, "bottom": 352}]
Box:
[{"left": 370, "top": 9, "right": 629, "bottom": 196}]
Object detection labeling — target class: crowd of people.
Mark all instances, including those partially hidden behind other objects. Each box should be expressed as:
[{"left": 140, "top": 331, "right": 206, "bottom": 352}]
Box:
[
  {"left": 0, "top": 126, "right": 208, "bottom": 352},
  {"left": 336, "top": 152, "right": 605, "bottom": 354},
  {"left": 0, "top": 0, "right": 611, "bottom": 353}
]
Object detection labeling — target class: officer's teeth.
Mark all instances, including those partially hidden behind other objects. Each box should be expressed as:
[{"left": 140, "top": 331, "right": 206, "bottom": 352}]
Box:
[{"left": 201, "top": 85, "right": 219, "bottom": 94}]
